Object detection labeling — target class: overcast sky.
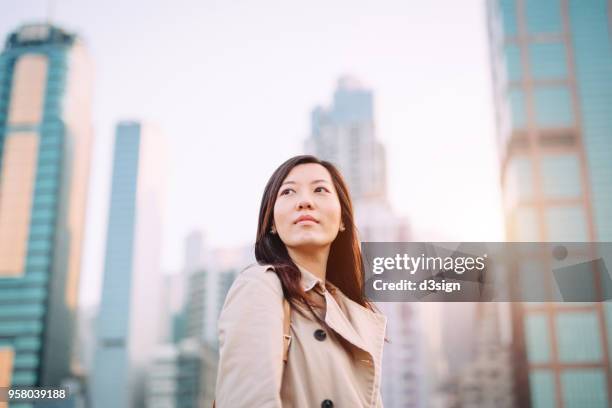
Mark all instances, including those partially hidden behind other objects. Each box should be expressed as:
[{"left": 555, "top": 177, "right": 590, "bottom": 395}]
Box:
[{"left": 2, "top": 0, "right": 504, "bottom": 307}]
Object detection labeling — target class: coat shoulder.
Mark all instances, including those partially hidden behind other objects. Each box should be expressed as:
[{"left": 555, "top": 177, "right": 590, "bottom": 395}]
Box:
[{"left": 236, "top": 262, "right": 283, "bottom": 294}]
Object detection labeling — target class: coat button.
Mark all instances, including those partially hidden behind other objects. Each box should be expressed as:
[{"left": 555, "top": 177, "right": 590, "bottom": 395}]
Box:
[
  {"left": 321, "top": 399, "right": 334, "bottom": 408},
  {"left": 314, "top": 329, "right": 327, "bottom": 341}
]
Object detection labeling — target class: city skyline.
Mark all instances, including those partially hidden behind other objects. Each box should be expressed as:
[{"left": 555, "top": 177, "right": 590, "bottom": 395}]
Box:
[
  {"left": 0, "top": 0, "right": 504, "bottom": 309},
  {"left": 2, "top": 2, "right": 611, "bottom": 406}
]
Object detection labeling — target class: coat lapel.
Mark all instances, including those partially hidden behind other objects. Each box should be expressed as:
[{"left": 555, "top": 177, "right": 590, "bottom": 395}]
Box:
[
  {"left": 295, "top": 263, "right": 387, "bottom": 361},
  {"left": 325, "top": 290, "right": 387, "bottom": 362}
]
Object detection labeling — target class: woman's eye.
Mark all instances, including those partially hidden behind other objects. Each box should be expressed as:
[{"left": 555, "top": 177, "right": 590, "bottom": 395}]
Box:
[
  {"left": 280, "top": 188, "right": 294, "bottom": 196},
  {"left": 314, "top": 186, "right": 329, "bottom": 193}
]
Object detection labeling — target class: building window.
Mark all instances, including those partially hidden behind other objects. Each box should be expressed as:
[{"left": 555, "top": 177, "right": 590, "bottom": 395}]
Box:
[
  {"left": 529, "top": 42, "right": 568, "bottom": 80},
  {"left": 533, "top": 86, "right": 574, "bottom": 127},
  {"left": 505, "top": 43, "right": 522, "bottom": 81},
  {"left": 525, "top": 0, "right": 562, "bottom": 34},
  {"left": 556, "top": 312, "right": 602, "bottom": 363},
  {"left": 529, "top": 370, "right": 556, "bottom": 408},
  {"left": 540, "top": 154, "right": 582, "bottom": 199},
  {"left": 545, "top": 206, "right": 588, "bottom": 241},
  {"left": 560, "top": 369, "right": 608, "bottom": 407},
  {"left": 499, "top": 0, "right": 518, "bottom": 36},
  {"left": 524, "top": 313, "right": 551, "bottom": 363}
]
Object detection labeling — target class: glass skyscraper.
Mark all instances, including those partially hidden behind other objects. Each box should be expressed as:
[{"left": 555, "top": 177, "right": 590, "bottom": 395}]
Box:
[
  {"left": 0, "top": 23, "right": 93, "bottom": 392},
  {"left": 487, "top": 0, "right": 612, "bottom": 406},
  {"left": 306, "top": 76, "right": 387, "bottom": 202},
  {"left": 92, "top": 121, "right": 166, "bottom": 408}
]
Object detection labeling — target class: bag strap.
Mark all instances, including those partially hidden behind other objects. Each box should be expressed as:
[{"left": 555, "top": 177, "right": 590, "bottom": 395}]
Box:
[
  {"left": 282, "top": 298, "right": 292, "bottom": 363},
  {"left": 213, "top": 298, "right": 292, "bottom": 407}
]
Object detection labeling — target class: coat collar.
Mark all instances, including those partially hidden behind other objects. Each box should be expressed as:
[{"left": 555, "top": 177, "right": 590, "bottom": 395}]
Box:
[
  {"left": 295, "top": 262, "right": 326, "bottom": 292},
  {"left": 294, "top": 262, "right": 387, "bottom": 354}
]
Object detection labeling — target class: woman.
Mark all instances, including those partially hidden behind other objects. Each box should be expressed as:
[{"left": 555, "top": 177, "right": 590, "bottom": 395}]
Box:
[{"left": 215, "top": 155, "right": 387, "bottom": 407}]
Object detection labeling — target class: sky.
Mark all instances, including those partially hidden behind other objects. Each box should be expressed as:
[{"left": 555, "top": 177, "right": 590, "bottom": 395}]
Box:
[{"left": 1, "top": 0, "right": 504, "bottom": 307}]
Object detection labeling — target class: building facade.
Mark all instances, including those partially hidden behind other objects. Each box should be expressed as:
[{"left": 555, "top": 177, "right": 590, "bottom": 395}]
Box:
[
  {"left": 0, "top": 23, "right": 93, "bottom": 391},
  {"left": 91, "top": 122, "right": 166, "bottom": 408},
  {"left": 487, "top": 0, "right": 612, "bottom": 406},
  {"left": 306, "top": 76, "right": 387, "bottom": 202}
]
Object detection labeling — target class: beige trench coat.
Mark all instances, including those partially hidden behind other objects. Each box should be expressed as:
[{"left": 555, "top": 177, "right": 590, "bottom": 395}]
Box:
[{"left": 215, "top": 262, "right": 387, "bottom": 407}]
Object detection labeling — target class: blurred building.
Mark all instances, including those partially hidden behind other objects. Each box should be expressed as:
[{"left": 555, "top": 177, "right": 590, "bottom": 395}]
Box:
[
  {"left": 145, "top": 339, "right": 201, "bottom": 408},
  {"left": 146, "top": 345, "right": 178, "bottom": 408},
  {"left": 455, "top": 303, "right": 515, "bottom": 408},
  {"left": 305, "top": 76, "right": 422, "bottom": 408},
  {"left": 0, "top": 23, "right": 93, "bottom": 389},
  {"left": 184, "top": 231, "right": 205, "bottom": 274},
  {"left": 488, "top": 0, "right": 612, "bottom": 406},
  {"left": 160, "top": 230, "right": 206, "bottom": 346},
  {"left": 91, "top": 121, "right": 166, "bottom": 408},
  {"left": 175, "top": 339, "right": 202, "bottom": 408},
  {"left": 306, "top": 75, "right": 387, "bottom": 202},
  {"left": 74, "top": 304, "right": 97, "bottom": 378},
  {"left": 185, "top": 269, "right": 208, "bottom": 342}
]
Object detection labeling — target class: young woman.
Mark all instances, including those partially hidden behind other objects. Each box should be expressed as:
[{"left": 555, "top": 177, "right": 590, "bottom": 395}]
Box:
[{"left": 215, "top": 155, "right": 387, "bottom": 407}]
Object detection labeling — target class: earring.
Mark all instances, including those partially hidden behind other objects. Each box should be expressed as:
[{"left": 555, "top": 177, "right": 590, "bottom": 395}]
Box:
[
  {"left": 339, "top": 224, "right": 346, "bottom": 232},
  {"left": 270, "top": 226, "right": 277, "bottom": 234}
]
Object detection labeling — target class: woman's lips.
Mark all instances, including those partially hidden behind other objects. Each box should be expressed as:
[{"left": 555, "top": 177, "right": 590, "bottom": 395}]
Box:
[
  {"left": 296, "top": 219, "right": 317, "bottom": 224},
  {"left": 294, "top": 215, "right": 318, "bottom": 224}
]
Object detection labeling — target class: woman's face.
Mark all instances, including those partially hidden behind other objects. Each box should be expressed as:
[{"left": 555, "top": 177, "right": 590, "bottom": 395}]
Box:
[{"left": 273, "top": 163, "right": 343, "bottom": 251}]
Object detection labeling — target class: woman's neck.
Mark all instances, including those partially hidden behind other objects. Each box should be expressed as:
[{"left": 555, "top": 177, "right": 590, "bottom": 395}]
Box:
[{"left": 287, "top": 246, "right": 329, "bottom": 282}]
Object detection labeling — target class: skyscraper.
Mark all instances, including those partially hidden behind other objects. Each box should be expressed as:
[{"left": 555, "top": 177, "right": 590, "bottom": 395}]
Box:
[
  {"left": 305, "top": 77, "right": 421, "bottom": 408},
  {"left": 0, "top": 23, "right": 93, "bottom": 388},
  {"left": 307, "top": 75, "right": 387, "bottom": 202},
  {"left": 487, "top": 0, "right": 612, "bottom": 406},
  {"left": 185, "top": 269, "right": 208, "bottom": 342},
  {"left": 92, "top": 122, "right": 166, "bottom": 408}
]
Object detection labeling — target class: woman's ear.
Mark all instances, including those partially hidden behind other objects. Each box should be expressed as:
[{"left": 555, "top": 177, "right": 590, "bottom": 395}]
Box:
[{"left": 270, "top": 224, "right": 277, "bottom": 234}]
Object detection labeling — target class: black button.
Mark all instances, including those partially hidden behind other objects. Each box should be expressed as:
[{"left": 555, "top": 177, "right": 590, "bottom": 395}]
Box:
[
  {"left": 321, "top": 399, "right": 333, "bottom": 408},
  {"left": 314, "top": 329, "right": 327, "bottom": 341}
]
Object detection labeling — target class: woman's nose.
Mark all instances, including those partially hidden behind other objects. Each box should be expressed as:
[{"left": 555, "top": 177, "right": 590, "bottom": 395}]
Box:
[{"left": 296, "top": 196, "right": 314, "bottom": 210}]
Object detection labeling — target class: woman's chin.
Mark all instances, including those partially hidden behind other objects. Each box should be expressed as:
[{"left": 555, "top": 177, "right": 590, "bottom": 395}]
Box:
[{"left": 288, "top": 235, "right": 330, "bottom": 249}]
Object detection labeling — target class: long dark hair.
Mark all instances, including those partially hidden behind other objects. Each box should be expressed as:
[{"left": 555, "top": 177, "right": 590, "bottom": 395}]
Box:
[{"left": 255, "top": 155, "right": 376, "bottom": 320}]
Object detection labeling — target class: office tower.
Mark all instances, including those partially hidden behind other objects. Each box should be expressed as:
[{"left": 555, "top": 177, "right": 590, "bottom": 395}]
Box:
[
  {"left": 185, "top": 269, "right": 208, "bottom": 342},
  {"left": 146, "top": 345, "right": 179, "bottom": 408},
  {"left": 306, "top": 76, "right": 387, "bottom": 201},
  {"left": 184, "top": 231, "right": 205, "bottom": 274},
  {"left": 487, "top": 0, "right": 612, "bottom": 406},
  {"left": 163, "top": 231, "right": 206, "bottom": 345},
  {"left": 146, "top": 339, "right": 201, "bottom": 408},
  {"left": 0, "top": 23, "right": 93, "bottom": 388},
  {"left": 455, "top": 303, "right": 515, "bottom": 407},
  {"left": 92, "top": 122, "right": 166, "bottom": 408},
  {"left": 74, "top": 304, "right": 97, "bottom": 377},
  {"left": 305, "top": 77, "right": 421, "bottom": 408},
  {"left": 175, "top": 339, "right": 202, "bottom": 408}
]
